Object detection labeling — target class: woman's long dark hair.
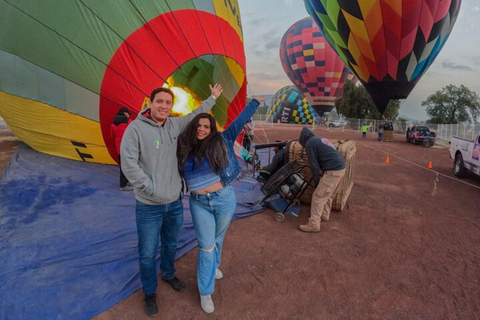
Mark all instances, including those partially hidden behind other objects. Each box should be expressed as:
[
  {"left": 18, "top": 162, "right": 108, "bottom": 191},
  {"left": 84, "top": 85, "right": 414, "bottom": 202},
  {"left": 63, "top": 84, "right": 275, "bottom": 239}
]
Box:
[{"left": 178, "top": 113, "right": 228, "bottom": 174}]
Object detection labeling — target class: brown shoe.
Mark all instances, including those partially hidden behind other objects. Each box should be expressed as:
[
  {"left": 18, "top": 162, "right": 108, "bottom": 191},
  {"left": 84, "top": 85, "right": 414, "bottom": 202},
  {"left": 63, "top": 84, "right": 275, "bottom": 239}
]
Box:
[{"left": 299, "top": 223, "right": 320, "bottom": 233}]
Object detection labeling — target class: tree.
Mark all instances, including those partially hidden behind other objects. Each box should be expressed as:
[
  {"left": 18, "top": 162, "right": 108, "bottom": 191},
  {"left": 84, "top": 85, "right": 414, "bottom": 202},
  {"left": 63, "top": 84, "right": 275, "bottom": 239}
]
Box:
[
  {"left": 422, "top": 84, "right": 480, "bottom": 124},
  {"left": 335, "top": 81, "right": 400, "bottom": 120},
  {"left": 254, "top": 101, "right": 269, "bottom": 115}
]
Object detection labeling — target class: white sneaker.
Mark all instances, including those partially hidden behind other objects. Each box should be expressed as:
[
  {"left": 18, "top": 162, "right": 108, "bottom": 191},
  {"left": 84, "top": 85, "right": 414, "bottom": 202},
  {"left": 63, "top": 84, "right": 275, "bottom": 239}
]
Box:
[
  {"left": 200, "top": 294, "right": 214, "bottom": 313},
  {"left": 215, "top": 269, "right": 223, "bottom": 280}
]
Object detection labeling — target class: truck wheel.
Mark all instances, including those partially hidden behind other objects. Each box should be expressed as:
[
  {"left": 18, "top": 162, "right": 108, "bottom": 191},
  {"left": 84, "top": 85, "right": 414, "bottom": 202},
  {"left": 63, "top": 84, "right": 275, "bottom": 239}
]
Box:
[{"left": 454, "top": 154, "right": 467, "bottom": 178}]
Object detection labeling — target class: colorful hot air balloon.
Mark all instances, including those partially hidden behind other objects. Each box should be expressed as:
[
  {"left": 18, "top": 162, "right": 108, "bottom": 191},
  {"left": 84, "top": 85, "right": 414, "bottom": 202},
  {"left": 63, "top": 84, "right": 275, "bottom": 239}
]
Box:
[
  {"left": 280, "top": 17, "right": 355, "bottom": 116},
  {"left": 305, "top": 0, "right": 462, "bottom": 114},
  {"left": 266, "top": 86, "right": 318, "bottom": 124},
  {"left": 0, "top": 1, "right": 246, "bottom": 164}
]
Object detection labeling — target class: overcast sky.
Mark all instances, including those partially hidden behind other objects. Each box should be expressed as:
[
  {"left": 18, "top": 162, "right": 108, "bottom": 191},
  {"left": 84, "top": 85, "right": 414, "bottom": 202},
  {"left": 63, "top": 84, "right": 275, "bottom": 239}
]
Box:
[{"left": 239, "top": 0, "right": 480, "bottom": 120}]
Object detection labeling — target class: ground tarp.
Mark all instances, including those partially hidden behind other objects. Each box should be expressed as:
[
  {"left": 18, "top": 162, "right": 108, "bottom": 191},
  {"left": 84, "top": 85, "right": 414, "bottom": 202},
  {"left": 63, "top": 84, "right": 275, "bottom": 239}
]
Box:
[{"left": 0, "top": 144, "right": 265, "bottom": 319}]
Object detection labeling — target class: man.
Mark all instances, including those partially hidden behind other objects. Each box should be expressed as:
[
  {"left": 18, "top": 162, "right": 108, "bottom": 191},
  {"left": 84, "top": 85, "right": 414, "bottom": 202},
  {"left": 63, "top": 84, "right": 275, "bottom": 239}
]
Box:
[
  {"left": 257, "top": 140, "right": 286, "bottom": 182},
  {"left": 298, "top": 127, "right": 346, "bottom": 233},
  {"left": 121, "top": 84, "right": 223, "bottom": 316},
  {"left": 361, "top": 123, "right": 372, "bottom": 139}
]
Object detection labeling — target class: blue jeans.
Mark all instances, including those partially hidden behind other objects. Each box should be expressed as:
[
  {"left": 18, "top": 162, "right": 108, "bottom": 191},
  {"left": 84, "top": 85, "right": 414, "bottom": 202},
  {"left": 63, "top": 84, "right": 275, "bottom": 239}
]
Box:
[
  {"left": 136, "top": 197, "right": 183, "bottom": 295},
  {"left": 189, "top": 186, "right": 236, "bottom": 295},
  {"left": 378, "top": 132, "right": 383, "bottom": 142}
]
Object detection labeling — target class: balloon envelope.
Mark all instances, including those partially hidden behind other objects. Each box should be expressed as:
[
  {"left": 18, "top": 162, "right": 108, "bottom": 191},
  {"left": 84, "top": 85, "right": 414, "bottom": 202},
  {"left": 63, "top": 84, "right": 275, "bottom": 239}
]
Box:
[
  {"left": 305, "top": 0, "right": 462, "bottom": 113},
  {"left": 279, "top": 17, "right": 355, "bottom": 116},
  {"left": 0, "top": 1, "right": 246, "bottom": 164},
  {"left": 266, "top": 86, "right": 319, "bottom": 124}
]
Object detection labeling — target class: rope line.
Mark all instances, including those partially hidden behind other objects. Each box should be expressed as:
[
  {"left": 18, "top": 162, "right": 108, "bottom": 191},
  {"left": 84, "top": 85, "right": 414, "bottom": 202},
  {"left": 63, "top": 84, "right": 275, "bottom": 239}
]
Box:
[{"left": 357, "top": 141, "right": 480, "bottom": 191}]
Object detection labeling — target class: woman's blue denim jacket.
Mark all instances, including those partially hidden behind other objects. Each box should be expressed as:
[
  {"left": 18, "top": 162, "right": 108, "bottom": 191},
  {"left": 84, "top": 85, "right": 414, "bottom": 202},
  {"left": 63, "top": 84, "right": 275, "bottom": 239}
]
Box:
[{"left": 219, "top": 99, "right": 260, "bottom": 186}]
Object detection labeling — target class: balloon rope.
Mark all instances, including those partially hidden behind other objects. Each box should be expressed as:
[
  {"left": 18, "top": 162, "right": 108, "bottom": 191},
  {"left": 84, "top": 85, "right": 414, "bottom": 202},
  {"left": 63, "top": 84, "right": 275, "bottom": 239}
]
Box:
[
  {"left": 78, "top": 0, "right": 168, "bottom": 84},
  {"left": 127, "top": 0, "right": 182, "bottom": 70},
  {"left": 357, "top": 141, "right": 480, "bottom": 191},
  {"left": 247, "top": 83, "right": 270, "bottom": 145},
  {"left": 190, "top": 1, "right": 215, "bottom": 53},
  {"left": 188, "top": 0, "right": 241, "bottom": 113}
]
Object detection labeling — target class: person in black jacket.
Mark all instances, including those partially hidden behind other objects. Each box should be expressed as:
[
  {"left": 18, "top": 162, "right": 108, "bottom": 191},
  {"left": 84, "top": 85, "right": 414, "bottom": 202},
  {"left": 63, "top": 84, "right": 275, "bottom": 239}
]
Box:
[{"left": 298, "top": 127, "right": 346, "bottom": 233}]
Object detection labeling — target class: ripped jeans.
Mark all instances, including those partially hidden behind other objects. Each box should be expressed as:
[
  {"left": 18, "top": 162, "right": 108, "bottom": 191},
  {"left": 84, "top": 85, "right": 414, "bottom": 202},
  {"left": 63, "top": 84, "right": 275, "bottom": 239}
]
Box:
[{"left": 189, "top": 185, "right": 236, "bottom": 295}]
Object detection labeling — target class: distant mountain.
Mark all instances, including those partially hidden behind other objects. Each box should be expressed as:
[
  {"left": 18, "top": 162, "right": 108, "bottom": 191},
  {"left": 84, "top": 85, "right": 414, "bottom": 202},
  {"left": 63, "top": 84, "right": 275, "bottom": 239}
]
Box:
[
  {"left": 398, "top": 114, "right": 427, "bottom": 122},
  {"left": 250, "top": 94, "right": 274, "bottom": 106}
]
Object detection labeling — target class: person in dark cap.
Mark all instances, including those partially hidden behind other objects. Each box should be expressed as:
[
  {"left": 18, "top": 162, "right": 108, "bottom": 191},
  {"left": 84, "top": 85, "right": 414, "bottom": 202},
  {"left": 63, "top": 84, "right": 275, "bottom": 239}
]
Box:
[
  {"left": 111, "top": 107, "right": 133, "bottom": 191},
  {"left": 257, "top": 140, "right": 286, "bottom": 182},
  {"left": 298, "top": 127, "right": 346, "bottom": 233}
]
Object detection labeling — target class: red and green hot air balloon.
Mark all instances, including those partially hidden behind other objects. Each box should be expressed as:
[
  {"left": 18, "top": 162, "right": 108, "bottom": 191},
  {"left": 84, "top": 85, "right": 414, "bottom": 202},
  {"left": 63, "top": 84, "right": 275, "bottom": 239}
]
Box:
[
  {"left": 280, "top": 17, "right": 355, "bottom": 117},
  {"left": 0, "top": 0, "right": 247, "bottom": 164},
  {"left": 305, "top": 0, "right": 462, "bottom": 114}
]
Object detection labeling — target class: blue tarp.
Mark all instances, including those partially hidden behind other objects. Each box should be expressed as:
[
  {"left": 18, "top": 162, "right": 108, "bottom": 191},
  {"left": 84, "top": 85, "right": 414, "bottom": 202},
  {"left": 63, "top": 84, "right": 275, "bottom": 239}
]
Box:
[{"left": 0, "top": 144, "right": 266, "bottom": 319}]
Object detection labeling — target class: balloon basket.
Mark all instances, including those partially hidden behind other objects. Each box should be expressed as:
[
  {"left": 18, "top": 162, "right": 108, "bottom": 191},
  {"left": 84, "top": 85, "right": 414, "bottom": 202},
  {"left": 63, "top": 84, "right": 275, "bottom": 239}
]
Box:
[{"left": 383, "top": 130, "right": 394, "bottom": 142}]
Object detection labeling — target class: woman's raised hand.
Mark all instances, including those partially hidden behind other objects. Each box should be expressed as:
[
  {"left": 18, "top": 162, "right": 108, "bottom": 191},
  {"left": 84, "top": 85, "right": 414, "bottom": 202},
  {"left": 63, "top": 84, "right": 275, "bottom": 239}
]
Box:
[{"left": 209, "top": 83, "right": 223, "bottom": 99}]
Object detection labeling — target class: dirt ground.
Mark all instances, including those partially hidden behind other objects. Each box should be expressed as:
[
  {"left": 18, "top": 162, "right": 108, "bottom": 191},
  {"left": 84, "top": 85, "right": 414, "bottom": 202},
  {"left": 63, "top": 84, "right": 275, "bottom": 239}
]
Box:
[{"left": 2, "top": 126, "right": 479, "bottom": 319}]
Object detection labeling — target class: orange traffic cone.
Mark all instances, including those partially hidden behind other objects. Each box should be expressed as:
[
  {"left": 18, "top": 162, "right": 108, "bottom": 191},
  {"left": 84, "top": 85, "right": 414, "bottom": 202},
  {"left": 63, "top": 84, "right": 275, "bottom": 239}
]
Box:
[
  {"left": 385, "top": 156, "right": 390, "bottom": 164},
  {"left": 428, "top": 161, "right": 432, "bottom": 169}
]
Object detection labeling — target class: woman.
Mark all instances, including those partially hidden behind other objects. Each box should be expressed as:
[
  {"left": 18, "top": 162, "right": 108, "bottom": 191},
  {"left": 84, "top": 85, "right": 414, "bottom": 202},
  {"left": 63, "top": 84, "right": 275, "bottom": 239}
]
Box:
[
  {"left": 378, "top": 124, "right": 384, "bottom": 142},
  {"left": 178, "top": 99, "right": 260, "bottom": 313}
]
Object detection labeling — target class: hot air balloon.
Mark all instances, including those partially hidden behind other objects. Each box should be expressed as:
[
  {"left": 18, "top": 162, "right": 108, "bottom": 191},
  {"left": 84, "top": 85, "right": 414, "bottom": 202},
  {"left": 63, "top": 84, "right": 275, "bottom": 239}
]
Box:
[
  {"left": 0, "top": 0, "right": 246, "bottom": 164},
  {"left": 266, "top": 86, "right": 318, "bottom": 124},
  {"left": 280, "top": 17, "right": 355, "bottom": 116},
  {"left": 304, "top": 0, "right": 462, "bottom": 114}
]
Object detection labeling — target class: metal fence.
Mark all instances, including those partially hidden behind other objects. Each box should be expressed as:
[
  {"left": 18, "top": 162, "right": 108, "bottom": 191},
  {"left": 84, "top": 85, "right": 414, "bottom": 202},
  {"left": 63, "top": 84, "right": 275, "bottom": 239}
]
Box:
[{"left": 252, "top": 113, "right": 480, "bottom": 143}]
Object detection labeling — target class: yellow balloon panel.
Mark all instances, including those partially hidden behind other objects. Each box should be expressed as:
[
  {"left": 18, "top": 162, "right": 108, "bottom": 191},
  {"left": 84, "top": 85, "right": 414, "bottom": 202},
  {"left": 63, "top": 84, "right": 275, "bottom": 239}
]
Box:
[{"left": 0, "top": 91, "right": 115, "bottom": 164}]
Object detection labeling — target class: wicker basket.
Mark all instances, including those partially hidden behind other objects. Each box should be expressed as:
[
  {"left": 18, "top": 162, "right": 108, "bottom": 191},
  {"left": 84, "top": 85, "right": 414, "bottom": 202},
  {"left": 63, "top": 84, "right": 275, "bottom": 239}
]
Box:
[
  {"left": 331, "top": 140, "right": 356, "bottom": 211},
  {"left": 286, "top": 139, "right": 356, "bottom": 211},
  {"left": 383, "top": 130, "right": 394, "bottom": 142}
]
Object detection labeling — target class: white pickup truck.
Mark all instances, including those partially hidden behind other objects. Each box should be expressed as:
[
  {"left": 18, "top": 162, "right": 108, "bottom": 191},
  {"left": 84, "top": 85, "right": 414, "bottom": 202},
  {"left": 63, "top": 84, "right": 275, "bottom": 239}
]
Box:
[{"left": 450, "top": 130, "right": 480, "bottom": 178}]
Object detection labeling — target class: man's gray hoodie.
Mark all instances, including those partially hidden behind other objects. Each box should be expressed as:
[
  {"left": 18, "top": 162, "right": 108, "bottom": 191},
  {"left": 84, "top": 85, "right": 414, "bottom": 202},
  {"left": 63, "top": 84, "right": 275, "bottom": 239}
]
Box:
[{"left": 120, "top": 96, "right": 216, "bottom": 205}]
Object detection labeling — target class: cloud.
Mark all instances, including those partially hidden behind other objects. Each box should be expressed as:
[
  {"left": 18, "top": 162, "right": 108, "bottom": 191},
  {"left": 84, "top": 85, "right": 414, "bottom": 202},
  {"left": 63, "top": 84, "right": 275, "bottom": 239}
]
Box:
[
  {"left": 265, "top": 38, "right": 280, "bottom": 50},
  {"left": 248, "top": 72, "right": 283, "bottom": 81},
  {"left": 470, "top": 56, "right": 480, "bottom": 66},
  {"left": 441, "top": 61, "right": 473, "bottom": 71}
]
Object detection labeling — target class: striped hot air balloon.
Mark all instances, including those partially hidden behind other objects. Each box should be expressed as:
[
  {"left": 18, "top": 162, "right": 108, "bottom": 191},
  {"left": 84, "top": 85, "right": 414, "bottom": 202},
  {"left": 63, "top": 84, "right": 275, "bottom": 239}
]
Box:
[
  {"left": 305, "top": 0, "right": 462, "bottom": 114},
  {"left": 0, "top": 0, "right": 246, "bottom": 164}
]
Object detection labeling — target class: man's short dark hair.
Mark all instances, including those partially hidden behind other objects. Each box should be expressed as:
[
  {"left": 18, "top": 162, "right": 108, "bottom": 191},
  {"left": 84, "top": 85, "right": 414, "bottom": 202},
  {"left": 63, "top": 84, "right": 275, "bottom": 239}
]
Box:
[{"left": 150, "top": 87, "right": 175, "bottom": 102}]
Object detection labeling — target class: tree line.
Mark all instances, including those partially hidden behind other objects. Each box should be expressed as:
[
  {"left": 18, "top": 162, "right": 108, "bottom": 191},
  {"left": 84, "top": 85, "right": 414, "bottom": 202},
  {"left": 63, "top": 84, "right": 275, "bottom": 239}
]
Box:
[{"left": 254, "top": 82, "right": 480, "bottom": 124}]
